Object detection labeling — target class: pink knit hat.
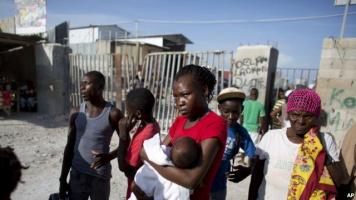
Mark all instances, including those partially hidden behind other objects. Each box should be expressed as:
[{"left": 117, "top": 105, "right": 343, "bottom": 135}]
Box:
[{"left": 287, "top": 89, "right": 321, "bottom": 117}]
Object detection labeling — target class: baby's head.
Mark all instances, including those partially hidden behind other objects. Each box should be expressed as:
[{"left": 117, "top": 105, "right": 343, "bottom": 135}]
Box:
[{"left": 171, "top": 137, "right": 200, "bottom": 169}]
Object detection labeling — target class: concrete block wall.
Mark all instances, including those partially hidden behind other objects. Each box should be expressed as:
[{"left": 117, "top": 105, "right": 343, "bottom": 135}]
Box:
[
  {"left": 0, "top": 16, "right": 15, "bottom": 33},
  {"left": 316, "top": 37, "right": 356, "bottom": 148},
  {"left": 35, "top": 43, "right": 71, "bottom": 116},
  {"left": 232, "top": 45, "right": 279, "bottom": 121}
]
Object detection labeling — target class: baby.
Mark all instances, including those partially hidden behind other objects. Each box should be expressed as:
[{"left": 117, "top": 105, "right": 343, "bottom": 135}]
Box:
[{"left": 130, "top": 134, "right": 201, "bottom": 200}]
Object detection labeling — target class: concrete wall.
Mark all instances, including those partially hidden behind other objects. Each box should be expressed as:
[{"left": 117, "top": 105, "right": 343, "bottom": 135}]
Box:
[
  {"left": 35, "top": 43, "right": 71, "bottom": 115},
  {"left": 316, "top": 37, "right": 356, "bottom": 148},
  {"left": 232, "top": 45, "right": 278, "bottom": 105}
]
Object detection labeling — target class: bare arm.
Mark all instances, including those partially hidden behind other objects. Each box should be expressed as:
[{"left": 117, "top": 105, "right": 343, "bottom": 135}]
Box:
[
  {"left": 60, "top": 108, "right": 78, "bottom": 181},
  {"left": 59, "top": 108, "right": 78, "bottom": 198},
  {"left": 117, "top": 137, "right": 137, "bottom": 179},
  {"left": 117, "top": 116, "right": 137, "bottom": 178},
  {"left": 228, "top": 142, "right": 255, "bottom": 183},
  {"left": 162, "top": 134, "right": 172, "bottom": 146},
  {"left": 108, "top": 108, "right": 123, "bottom": 159},
  {"left": 259, "top": 116, "right": 265, "bottom": 135},
  {"left": 248, "top": 158, "right": 265, "bottom": 200},
  {"left": 141, "top": 138, "right": 221, "bottom": 189},
  {"left": 270, "top": 107, "right": 281, "bottom": 119},
  {"left": 117, "top": 136, "right": 133, "bottom": 172}
]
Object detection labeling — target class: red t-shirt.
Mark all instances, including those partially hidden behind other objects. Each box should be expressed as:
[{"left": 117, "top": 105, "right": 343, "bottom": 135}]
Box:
[
  {"left": 169, "top": 111, "right": 227, "bottom": 200},
  {"left": 125, "top": 122, "right": 160, "bottom": 199}
]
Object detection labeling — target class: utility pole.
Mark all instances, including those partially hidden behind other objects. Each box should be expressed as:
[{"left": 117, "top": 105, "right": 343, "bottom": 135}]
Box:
[
  {"left": 134, "top": 20, "right": 139, "bottom": 39},
  {"left": 340, "top": 0, "right": 352, "bottom": 38}
]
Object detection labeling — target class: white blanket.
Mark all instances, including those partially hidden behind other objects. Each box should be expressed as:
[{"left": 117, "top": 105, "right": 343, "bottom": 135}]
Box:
[{"left": 129, "top": 134, "right": 191, "bottom": 200}]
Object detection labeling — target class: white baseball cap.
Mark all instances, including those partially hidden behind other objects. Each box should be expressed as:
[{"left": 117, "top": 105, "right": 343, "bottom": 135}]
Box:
[{"left": 217, "top": 87, "right": 246, "bottom": 102}]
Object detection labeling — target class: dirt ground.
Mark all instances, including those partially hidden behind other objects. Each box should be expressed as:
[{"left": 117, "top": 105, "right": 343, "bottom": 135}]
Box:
[{"left": 0, "top": 112, "right": 250, "bottom": 200}]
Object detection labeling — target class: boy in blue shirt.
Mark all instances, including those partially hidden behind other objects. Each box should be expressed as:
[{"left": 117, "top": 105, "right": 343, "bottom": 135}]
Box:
[{"left": 210, "top": 87, "right": 256, "bottom": 200}]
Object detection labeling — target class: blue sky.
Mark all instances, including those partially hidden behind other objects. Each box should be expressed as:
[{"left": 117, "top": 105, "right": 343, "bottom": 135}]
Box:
[{"left": 1, "top": 0, "right": 356, "bottom": 68}]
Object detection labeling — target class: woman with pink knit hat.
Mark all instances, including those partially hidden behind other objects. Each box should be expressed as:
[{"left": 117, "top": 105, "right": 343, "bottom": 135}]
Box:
[{"left": 248, "top": 88, "right": 339, "bottom": 200}]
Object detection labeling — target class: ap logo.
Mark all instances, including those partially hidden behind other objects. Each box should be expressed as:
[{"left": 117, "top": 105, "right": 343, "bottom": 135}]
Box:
[{"left": 347, "top": 192, "right": 355, "bottom": 198}]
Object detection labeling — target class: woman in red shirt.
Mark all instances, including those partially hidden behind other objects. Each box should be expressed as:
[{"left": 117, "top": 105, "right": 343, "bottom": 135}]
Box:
[{"left": 135, "top": 65, "right": 227, "bottom": 200}]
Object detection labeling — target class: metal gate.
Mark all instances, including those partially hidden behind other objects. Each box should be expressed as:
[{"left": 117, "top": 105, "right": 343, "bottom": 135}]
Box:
[
  {"left": 141, "top": 51, "right": 319, "bottom": 134},
  {"left": 275, "top": 67, "right": 319, "bottom": 88},
  {"left": 141, "top": 51, "right": 234, "bottom": 133},
  {"left": 69, "top": 51, "right": 319, "bottom": 134}
]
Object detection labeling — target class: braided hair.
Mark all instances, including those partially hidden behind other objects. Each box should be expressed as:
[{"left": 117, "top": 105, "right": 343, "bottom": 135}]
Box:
[
  {"left": 0, "top": 147, "right": 28, "bottom": 199},
  {"left": 174, "top": 65, "right": 216, "bottom": 102}
]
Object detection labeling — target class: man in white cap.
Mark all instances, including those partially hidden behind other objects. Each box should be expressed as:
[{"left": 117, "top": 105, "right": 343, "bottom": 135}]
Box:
[{"left": 210, "top": 87, "right": 256, "bottom": 200}]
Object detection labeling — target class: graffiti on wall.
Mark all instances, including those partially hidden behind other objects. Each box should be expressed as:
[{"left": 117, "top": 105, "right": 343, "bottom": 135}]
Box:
[
  {"left": 326, "top": 88, "right": 356, "bottom": 134},
  {"left": 232, "top": 56, "right": 268, "bottom": 92},
  {"left": 233, "top": 77, "right": 265, "bottom": 90}
]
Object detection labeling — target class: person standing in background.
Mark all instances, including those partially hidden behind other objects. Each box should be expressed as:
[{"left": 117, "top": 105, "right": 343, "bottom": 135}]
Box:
[{"left": 241, "top": 88, "right": 266, "bottom": 143}]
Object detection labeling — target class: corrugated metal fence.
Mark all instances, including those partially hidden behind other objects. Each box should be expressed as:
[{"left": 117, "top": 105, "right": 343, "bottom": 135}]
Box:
[
  {"left": 69, "top": 54, "right": 139, "bottom": 109},
  {"left": 142, "top": 51, "right": 234, "bottom": 133},
  {"left": 69, "top": 51, "right": 318, "bottom": 134},
  {"left": 275, "top": 68, "right": 319, "bottom": 88},
  {"left": 142, "top": 52, "right": 319, "bottom": 133}
]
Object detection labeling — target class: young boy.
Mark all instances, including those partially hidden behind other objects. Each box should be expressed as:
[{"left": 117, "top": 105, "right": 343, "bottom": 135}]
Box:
[
  {"left": 241, "top": 88, "right": 266, "bottom": 143},
  {"left": 131, "top": 134, "right": 201, "bottom": 200},
  {"left": 210, "top": 87, "right": 256, "bottom": 200},
  {"left": 117, "top": 88, "right": 160, "bottom": 199}
]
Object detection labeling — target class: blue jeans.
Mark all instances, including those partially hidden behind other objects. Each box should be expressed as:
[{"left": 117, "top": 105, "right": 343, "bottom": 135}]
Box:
[{"left": 69, "top": 168, "right": 110, "bottom": 200}]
